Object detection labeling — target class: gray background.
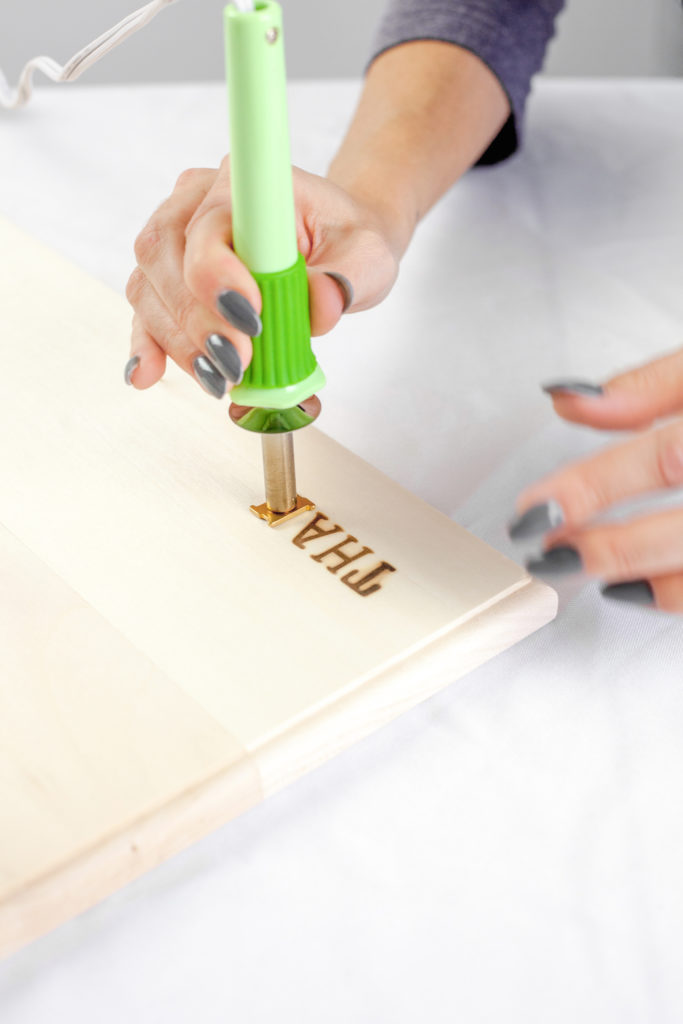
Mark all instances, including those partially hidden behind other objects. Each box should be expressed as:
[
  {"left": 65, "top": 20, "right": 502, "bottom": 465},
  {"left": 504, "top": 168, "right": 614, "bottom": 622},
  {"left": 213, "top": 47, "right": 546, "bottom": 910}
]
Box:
[{"left": 1, "top": 0, "right": 682, "bottom": 85}]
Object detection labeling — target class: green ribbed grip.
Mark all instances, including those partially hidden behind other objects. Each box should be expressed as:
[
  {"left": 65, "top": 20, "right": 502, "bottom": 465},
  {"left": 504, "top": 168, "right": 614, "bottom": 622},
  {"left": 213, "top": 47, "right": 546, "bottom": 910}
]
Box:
[{"left": 229, "top": 253, "right": 326, "bottom": 409}]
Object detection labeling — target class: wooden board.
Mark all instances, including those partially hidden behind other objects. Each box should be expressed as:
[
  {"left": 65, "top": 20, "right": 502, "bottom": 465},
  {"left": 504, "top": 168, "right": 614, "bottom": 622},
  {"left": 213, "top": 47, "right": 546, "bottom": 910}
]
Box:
[{"left": 0, "top": 217, "right": 557, "bottom": 957}]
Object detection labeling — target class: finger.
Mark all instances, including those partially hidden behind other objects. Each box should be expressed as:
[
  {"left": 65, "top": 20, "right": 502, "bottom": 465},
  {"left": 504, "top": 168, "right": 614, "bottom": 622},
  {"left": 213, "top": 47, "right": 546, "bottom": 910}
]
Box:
[
  {"left": 307, "top": 249, "right": 394, "bottom": 336},
  {"left": 306, "top": 232, "right": 396, "bottom": 336},
  {"left": 291, "top": 167, "right": 399, "bottom": 336},
  {"left": 130, "top": 241, "right": 250, "bottom": 385},
  {"left": 186, "top": 198, "right": 354, "bottom": 340},
  {"left": 649, "top": 573, "right": 683, "bottom": 613},
  {"left": 544, "top": 348, "right": 683, "bottom": 431},
  {"left": 602, "top": 572, "right": 683, "bottom": 613},
  {"left": 510, "top": 418, "right": 683, "bottom": 536},
  {"left": 307, "top": 271, "right": 352, "bottom": 336},
  {"left": 539, "top": 507, "right": 683, "bottom": 585},
  {"left": 133, "top": 168, "right": 218, "bottom": 275},
  {"left": 620, "top": 573, "right": 683, "bottom": 613},
  {"left": 183, "top": 199, "right": 262, "bottom": 332},
  {"left": 134, "top": 203, "right": 254, "bottom": 378},
  {"left": 160, "top": 168, "right": 218, "bottom": 226},
  {"left": 125, "top": 315, "right": 166, "bottom": 389},
  {"left": 126, "top": 268, "right": 196, "bottom": 371},
  {"left": 126, "top": 271, "right": 229, "bottom": 399},
  {"left": 128, "top": 168, "right": 217, "bottom": 390}
]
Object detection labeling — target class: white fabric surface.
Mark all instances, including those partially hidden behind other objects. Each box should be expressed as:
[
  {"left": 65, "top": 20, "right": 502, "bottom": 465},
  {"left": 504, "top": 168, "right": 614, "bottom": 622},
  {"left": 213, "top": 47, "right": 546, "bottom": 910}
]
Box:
[{"left": 1, "top": 79, "right": 682, "bottom": 1022}]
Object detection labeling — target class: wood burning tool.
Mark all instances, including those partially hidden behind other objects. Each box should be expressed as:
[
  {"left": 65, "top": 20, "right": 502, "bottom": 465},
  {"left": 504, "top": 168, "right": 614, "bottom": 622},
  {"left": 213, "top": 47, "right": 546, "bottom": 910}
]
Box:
[{"left": 224, "top": 0, "right": 326, "bottom": 526}]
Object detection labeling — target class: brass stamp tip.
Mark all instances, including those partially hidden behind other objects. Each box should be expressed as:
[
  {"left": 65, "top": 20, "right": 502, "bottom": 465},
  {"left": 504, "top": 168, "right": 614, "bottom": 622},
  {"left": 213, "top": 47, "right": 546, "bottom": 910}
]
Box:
[{"left": 250, "top": 495, "right": 316, "bottom": 527}]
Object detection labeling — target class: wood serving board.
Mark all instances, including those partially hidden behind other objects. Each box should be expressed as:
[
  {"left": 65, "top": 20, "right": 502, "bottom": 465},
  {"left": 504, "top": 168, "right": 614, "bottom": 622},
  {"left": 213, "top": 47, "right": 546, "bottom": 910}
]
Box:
[{"left": 0, "top": 217, "right": 556, "bottom": 956}]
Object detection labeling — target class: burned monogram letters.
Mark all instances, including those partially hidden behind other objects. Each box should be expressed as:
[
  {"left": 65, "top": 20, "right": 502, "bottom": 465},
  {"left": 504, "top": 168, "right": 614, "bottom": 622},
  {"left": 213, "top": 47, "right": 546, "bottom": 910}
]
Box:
[{"left": 291, "top": 513, "right": 396, "bottom": 597}]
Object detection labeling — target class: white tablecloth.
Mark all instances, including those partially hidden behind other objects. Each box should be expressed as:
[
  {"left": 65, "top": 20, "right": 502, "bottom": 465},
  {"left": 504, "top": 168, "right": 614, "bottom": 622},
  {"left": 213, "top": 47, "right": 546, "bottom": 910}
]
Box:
[{"left": 1, "top": 79, "right": 683, "bottom": 1023}]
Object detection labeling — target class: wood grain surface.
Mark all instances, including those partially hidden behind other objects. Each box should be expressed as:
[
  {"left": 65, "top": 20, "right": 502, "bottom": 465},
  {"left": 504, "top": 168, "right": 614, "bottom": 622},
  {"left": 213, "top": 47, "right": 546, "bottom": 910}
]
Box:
[{"left": 0, "top": 217, "right": 556, "bottom": 956}]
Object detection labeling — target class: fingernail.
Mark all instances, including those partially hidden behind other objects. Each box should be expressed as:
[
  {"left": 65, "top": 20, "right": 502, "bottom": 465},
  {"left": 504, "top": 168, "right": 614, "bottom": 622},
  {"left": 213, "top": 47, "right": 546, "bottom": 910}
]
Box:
[
  {"left": 601, "top": 580, "right": 655, "bottom": 607},
  {"left": 542, "top": 380, "right": 604, "bottom": 397},
  {"left": 193, "top": 355, "right": 226, "bottom": 399},
  {"left": 526, "top": 545, "right": 583, "bottom": 576},
  {"left": 124, "top": 355, "right": 140, "bottom": 385},
  {"left": 205, "top": 334, "right": 243, "bottom": 384},
  {"left": 324, "top": 272, "right": 354, "bottom": 313},
  {"left": 508, "top": 499, "right": 564, "bottom": 540},
  {"left": 217, "top": 291, "right": 262, "bottom": 337}
]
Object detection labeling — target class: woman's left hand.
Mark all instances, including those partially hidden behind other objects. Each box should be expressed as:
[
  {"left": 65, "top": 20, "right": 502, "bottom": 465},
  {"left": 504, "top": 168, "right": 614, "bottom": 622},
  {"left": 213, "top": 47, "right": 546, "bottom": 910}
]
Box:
[{"left": 508, "top": 348, "right": 683, "bottom": 612}]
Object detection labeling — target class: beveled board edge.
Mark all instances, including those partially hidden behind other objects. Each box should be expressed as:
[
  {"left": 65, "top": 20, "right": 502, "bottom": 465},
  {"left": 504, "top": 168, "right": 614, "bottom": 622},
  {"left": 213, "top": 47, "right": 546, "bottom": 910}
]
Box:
[{"left": 1, "top": 577, "right": 555, "bottom": 959}]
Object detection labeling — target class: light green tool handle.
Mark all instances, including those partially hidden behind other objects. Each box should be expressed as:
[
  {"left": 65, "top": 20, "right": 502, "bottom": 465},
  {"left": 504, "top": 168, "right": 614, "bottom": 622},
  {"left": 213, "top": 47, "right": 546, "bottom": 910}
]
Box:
[{"left": 224, "top": 0, "right": 325, "bottom": 409}]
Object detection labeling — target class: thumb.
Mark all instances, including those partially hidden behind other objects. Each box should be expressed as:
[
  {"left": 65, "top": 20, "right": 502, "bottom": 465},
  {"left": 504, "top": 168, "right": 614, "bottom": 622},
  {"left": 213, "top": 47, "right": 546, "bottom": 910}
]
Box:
[
  {"left": 289, "top": 166, "right": 400, "bottom": 336},
  {"left": 307, "top": 270, "right": 355, "bottom": 335},
  {"left": 544, "top": 347, "right": 683, "bottom": 431},
  {"left": 306, "top": 236, "right": 398, "bottom": 336}
]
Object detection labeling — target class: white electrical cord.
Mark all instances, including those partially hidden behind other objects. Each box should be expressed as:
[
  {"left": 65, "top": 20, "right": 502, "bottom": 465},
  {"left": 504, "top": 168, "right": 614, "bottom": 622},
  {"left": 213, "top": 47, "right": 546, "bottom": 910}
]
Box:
[
  {"left": 0, "top": 0, "right": 259, "bottom": 111},
  {"left": 0, "top": 0, "right": 183, "bottom": 109}
]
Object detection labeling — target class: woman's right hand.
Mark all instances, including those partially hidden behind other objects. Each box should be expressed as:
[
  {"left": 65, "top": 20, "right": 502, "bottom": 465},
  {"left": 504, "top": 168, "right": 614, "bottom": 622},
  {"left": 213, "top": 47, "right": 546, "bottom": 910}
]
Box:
[{"left": 124, "top": 158, "right": 401, "bottom": 397}]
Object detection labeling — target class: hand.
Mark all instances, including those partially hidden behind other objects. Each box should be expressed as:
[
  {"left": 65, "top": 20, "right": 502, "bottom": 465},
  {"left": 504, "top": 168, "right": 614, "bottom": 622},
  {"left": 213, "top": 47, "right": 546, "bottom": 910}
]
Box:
[
  {"left": 508, "top": 349, "right": 683, "bottom": 612},
  {"left": 124, "top": 158, "right": 400, "bottom": 398}
]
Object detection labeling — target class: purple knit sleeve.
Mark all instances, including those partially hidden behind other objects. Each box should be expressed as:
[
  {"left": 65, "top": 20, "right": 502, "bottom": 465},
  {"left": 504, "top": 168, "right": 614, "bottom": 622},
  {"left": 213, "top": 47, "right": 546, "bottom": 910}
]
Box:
[{"left": 369, "top": 0, "right": 565, "bottom": 162}]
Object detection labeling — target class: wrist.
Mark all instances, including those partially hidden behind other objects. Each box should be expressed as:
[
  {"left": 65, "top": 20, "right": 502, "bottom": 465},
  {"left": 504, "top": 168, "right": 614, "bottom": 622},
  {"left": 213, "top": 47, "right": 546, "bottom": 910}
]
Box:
[{"left": 326, "top": 41, "right": 511, "bottom": 263}]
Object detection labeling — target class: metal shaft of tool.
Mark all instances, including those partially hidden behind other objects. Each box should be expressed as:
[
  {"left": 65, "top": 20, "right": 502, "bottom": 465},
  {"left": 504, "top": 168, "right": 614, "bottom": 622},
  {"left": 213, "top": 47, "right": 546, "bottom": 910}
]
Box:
[{"left": 262, "top": 432, "right": 297, "bottom": 513}]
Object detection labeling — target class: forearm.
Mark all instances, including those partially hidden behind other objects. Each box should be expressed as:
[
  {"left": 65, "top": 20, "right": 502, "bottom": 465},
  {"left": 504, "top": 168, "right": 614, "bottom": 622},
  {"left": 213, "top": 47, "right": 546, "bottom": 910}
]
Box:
[{"left": 327, "top": 41, "right": 510, "bottom": 258}]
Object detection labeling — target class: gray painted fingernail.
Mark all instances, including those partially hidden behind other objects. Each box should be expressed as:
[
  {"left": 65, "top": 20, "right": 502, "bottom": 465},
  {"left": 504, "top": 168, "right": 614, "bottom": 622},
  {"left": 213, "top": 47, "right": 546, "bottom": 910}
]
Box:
[
  {"left": 205, "top": 334, "right": 243, "bottom": 384},
  {"left": 193, "top": 355, "right": 226, "bottom": 399},
  {"left": 542, "top": 380, "right": 604, "bottom": 397},
  {"left": 324, "top": 272, "right": 354, "bottom": 313},
  {"left": 601, "top": 580, "right": 655, "bottom": 607},
  {"left": 217, "top": 291, "right": 262, "bottom": 337},
  {"left": 526, "top": 545, "right": 583, "bottom": 576},
  {"left": 124, "top": 355, "right": 140, "bottom": 385},
  {"left": 508, "top": 499, "right": 565, "bottom": 540}
]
